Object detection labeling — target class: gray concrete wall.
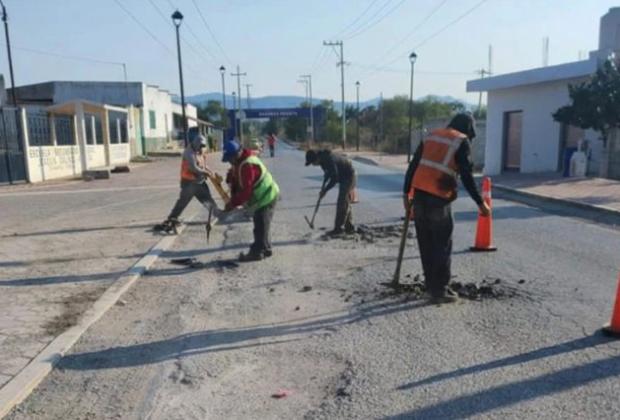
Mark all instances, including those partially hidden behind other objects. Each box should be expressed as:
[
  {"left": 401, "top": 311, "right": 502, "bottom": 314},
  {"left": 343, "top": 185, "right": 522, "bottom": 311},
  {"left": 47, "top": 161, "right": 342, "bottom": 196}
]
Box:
[{"left": 53, "top": 82, "right": 144, "bottom": 107}]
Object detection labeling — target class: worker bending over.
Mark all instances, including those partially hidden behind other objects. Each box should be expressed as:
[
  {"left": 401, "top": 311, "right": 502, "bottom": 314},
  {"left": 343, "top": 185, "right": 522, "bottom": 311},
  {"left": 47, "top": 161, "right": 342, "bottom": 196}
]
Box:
[
  {"left": 306, "top": 149, "right": 357, "bottom": 235},
  {"left": 223, "top": 140, "right": 280, "bottom": 261}
]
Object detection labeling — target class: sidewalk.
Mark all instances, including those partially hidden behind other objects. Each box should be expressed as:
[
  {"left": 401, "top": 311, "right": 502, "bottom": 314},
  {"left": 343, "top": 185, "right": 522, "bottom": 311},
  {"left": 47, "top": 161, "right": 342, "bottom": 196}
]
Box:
[
  {"left": 349, "top": 151, "right": 620, "bottom": 221},
  {"left": 0, "top": 153, "right": 228, "bottom": 399}
]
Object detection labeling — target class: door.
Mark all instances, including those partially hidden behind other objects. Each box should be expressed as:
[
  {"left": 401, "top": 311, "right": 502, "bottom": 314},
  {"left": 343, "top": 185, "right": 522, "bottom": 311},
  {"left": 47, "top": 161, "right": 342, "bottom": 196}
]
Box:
[
  {"left": 558, "top": 123, "right": 584, "bottom": 173},
  {"left": 503, "top": 111, "right": 523, "bottom": 172},
  {"left": 0, "top": 107, "right": 27, "bottom": 184}
]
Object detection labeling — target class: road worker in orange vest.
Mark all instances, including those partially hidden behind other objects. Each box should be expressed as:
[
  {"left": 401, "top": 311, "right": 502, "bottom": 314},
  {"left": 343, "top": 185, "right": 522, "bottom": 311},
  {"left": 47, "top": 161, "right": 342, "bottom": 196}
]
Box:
[
  {"left": 154, "top": 135, "right": 219, "bottom": 233},
  {"left": 403, "top": 113, "right": 490, "bottom": 304}
]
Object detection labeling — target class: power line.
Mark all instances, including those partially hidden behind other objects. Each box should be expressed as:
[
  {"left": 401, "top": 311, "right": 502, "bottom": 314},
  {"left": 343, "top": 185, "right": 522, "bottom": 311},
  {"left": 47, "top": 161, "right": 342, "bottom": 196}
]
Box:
[
  {"left": 343, "top": 0, "right": 408, "bottom": 40},
  {"left": 15, "top": 46, "right": 125, "bottom": 67},
  {"left": 113, "top": 0, "right": 173, "bottom": 54},
  {"left": 370, "top": 0, "right": 449, "bottom": 66},
  {"left": 358, "top": 0, "right": 488, "bottom": 80},
  {"left": 351, "top": 62, "right": 475, "bottom": 75},
  {"left": 191, "top": 0, "right": 233, "bottom": 66},
  {"left": 331, "top": 0, "right": 382, "bottom": 39},
  {"left": 163, "top": 0, "right": 218, "bottom": 61}
]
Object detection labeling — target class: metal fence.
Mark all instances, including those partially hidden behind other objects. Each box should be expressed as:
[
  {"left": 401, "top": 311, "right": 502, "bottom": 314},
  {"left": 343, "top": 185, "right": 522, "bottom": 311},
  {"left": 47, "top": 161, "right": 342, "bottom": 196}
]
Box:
[
  {"left": 0, "top": 107, "right": 26, "bottom": 183},
  {"left": 27, "top": 111, "right": 52, "bottom": 146},
  {"left": 55, "top": 115, "right": 75, "bottom": 146}
]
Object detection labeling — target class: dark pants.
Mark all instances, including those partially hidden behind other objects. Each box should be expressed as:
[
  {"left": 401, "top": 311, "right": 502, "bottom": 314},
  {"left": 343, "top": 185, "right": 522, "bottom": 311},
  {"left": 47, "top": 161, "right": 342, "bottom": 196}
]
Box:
[
  {"left": 413, "top": 193, "right": 454, "bottom": 297},
  {"left": 269, "top": 145, "right": 275, "bottom": 157},
  {"left": 168, "top": 181, "right": 215, "bottom": 220},
  {"left": 335, "top": 172, "right": 356, "bottom": 230},
  {"left": 250, "top": 200, "right": 276, "bottom": 255}
]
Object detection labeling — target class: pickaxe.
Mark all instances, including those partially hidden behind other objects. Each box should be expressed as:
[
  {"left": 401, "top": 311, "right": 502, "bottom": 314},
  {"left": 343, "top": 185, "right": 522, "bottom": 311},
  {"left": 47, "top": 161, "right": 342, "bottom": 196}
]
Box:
[
  {"left": 205, "top": 205, "right": 214, "bottom": 243},
  {"left": 304, "top": 194, "right": 323, "bottom": 229}
]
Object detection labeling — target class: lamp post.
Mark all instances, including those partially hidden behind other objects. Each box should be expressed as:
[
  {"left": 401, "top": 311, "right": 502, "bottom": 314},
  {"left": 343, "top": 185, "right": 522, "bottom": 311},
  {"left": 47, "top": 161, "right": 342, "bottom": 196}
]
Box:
[
  {"left": 219, "top": 65, "right": 226, "bottom": 110},
  {"left": 355, "top": 81, "right": 360, "bottom": 152},
  {"left": 407, "top": 51, "right": 417, "bottom": 162},
  {"left": 172, "top": 10, "right": 188, "bottom": 147},
  {"left": 231, "top": 91, "right": 238, "bottom": 139}
]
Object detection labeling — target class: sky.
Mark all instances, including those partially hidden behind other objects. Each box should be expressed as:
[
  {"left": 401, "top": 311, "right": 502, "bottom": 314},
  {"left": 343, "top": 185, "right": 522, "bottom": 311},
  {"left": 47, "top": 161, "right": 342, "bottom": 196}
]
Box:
[{"left": 0, "top": 0, "right": 618, "bottom": 105}]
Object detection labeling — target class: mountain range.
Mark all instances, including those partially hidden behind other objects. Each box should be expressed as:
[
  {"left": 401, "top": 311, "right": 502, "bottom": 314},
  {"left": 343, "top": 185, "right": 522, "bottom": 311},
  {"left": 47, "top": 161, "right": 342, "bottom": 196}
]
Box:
[{"left": 185, "top": 92, "right": 473, "bottom": 110}]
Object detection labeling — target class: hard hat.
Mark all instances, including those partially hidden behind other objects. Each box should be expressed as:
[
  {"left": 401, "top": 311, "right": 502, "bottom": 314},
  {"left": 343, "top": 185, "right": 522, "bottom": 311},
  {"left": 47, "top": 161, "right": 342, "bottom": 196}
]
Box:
[
  {"left": 305, "top": 150, "right": 317, "bottom": 166},
  {"left": 191, "top": 134, "right": 208, "bottom": 149},
  {"left": 222, "top": 140, "right": 241, "bottom": 162}
]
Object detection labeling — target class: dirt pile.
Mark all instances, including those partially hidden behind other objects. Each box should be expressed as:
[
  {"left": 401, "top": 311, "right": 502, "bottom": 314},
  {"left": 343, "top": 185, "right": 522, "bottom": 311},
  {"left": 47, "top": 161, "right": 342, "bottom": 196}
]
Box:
[
  {"left": 378, "top": 275, "right": 522, "bottom": 301},
  {"left": 320, "top": 223, "right": 415, "bottom": 244}
]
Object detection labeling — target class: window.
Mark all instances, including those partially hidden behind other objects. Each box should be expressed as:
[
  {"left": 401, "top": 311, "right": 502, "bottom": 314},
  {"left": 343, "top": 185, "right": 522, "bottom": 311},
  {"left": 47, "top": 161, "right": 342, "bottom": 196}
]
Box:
[
  {"left": 149, "top": 110, "right": 156, "bottom": 129},
  {"left": 26, "top": 111, "right": 52, "bottom": 146},
  {"left": 94, "top": 115, "right": 103, "bottom": 145},
  {"left": 85, "top": 114, "right": 95, "bottom": 145},
  {"left": 54, "top": 115, "right": 75, "bottom": 146}
]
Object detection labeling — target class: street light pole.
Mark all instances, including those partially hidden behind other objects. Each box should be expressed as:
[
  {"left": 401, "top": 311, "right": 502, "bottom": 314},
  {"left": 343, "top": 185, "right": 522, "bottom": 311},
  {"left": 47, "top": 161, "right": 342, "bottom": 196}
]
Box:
[
  {"left": 219, "top": 65, "right": 226, "bottom": 109},
  {"left": 355, "top": 81, "right": 360, "bottom": 152},
  {"left": 300, "top": 74, "right": 314, "bottom": 141},
  {"left": 172, "top": 10, "right": 188, "bottom": 147},
  {"left": 407, "top": 51, "right": 417, "bottom": 163}
]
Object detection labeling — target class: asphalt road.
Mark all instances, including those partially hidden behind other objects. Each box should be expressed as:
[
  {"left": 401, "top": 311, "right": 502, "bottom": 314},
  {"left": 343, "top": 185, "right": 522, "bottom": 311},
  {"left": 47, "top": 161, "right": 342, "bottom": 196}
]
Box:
[{"left": 7, "top": 143, "right": 620, "bottom": 419}]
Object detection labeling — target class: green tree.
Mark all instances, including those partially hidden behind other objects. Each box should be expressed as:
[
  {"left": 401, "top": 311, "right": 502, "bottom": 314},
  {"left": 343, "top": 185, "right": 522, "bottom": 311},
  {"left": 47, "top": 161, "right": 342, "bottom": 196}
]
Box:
[
  {"left": 284, "top": 115, "right": 307, "bottom": 141},
  {"left": 553, "top": 58, "right": 620, "bottom": 146},
  {"left": 262, "top": 118, "right": 279, "bottom": 135},
  {"left": 198, "top": 100, "right": 228, "bottom": 129}
]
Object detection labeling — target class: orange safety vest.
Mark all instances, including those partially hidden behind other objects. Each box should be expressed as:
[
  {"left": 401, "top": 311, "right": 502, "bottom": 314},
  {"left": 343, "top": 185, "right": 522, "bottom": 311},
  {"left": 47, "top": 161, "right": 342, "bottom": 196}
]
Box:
[
  {"left": 411, "top": 128, "right": 467, "bottom": 201},
  {"left": 180, "top": 152, "right": 204, "bottom": 181}
]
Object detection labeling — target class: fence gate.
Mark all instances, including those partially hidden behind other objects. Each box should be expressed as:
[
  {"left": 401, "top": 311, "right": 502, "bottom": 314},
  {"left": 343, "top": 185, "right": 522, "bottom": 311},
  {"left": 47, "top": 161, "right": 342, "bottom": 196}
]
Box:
[{"left": 0, "top": 107, "right": 26, "bottom": 184}]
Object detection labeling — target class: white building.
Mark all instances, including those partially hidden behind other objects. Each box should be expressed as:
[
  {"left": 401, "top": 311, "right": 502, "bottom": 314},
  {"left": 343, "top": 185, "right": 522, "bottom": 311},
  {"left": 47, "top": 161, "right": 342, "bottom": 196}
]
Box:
[
  {"left": 10, "top": 81, "right": 199, "bottom": 156},
  {"left": 467, "top": 8, "right": 620, "bottom": 180}
]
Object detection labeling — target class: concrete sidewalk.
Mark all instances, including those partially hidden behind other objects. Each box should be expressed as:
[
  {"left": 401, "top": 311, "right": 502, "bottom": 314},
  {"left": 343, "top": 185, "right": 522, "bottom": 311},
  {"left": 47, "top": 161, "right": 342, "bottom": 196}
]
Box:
[
  {"left": 349, "top": 151, "right": 620, "bottom": 223},
  {"left": 0, "top": 153, "right": 228, "bottom": 398}
]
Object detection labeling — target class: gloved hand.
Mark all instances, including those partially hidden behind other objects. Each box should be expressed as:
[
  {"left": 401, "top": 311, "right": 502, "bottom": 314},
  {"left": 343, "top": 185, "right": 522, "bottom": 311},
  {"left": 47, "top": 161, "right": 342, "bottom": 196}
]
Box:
[
  {"left": 479, "top": 201, "right": 491, "bottom": 217},
  {"left": 319, "top": 189, "right": 327, "bottom": 199}
]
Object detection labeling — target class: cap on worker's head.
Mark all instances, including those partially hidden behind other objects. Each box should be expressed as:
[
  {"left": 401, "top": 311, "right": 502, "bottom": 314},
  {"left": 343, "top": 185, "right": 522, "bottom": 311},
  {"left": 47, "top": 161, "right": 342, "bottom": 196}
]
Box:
[
  {"left": 222, "top": 140, "right": 241, "bottom": 162},
  {"left": 191, "top": 134, "right": 208, "bottom": 149},
  {"left": 305, "top": 149, "right": 317, "bottom": 166},
  {"left": 448, "top": 112, "right": 476, "bottom": 140}
]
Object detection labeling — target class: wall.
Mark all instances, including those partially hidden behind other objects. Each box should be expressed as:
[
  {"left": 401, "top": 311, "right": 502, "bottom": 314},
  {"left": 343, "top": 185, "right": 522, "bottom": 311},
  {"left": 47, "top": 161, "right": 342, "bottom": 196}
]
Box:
[
  {"left": 26, "top": 145, "right": 83, "bottom": 183},
  {"left": 484, "top": 78, "right": 587, "bottom": 175},
  {"left": 142, "top": 85, "right": 173, "bottom": 152},
  {"left": 109, "top": 143, "right": 130, "bottom": 165},
  {"left": 53, "top": 82, "right": 143, "bottom": 107}
]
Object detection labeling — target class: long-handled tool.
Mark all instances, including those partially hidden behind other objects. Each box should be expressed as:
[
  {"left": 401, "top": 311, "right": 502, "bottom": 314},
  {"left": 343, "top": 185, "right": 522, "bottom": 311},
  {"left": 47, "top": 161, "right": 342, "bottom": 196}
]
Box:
[
  {"left": 304, "top": 194, "right": 323, "bottom": 230},
  {"left": 207, "top": 173, "right": 230, "bottom": 203},
  {"left": 206, "top": 205, "right": 214, "bottom": 243},
  {"left": 391, "top": 198, "right": 415, "bottom": 287}
]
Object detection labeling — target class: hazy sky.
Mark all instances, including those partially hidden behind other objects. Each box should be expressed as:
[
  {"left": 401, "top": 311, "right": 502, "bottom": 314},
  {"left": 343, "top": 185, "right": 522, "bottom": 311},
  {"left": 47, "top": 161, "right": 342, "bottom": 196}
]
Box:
[{"left": 0, "top": 0, "right": 617, "bottom": 104}]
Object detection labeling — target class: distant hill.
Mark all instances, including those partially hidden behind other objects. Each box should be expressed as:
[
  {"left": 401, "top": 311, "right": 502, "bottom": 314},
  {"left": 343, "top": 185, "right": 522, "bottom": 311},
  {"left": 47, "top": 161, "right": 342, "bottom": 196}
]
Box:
[{"left": 185, "top": 93, "right": 473, "bottom": 110}]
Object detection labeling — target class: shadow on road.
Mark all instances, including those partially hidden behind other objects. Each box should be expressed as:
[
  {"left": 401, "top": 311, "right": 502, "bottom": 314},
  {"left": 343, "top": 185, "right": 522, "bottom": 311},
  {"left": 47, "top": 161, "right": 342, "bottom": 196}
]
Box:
[
  {"left": 57, "top": 299, "right": 430, "bottom": 371},
  {"left": 161, "top": 239, "right": 310, "bottom": 258},
  {"left": 0, "top": 223, "right": 156, "bottom": 238},
  {"left": 0, "top": 271, "right": 126, "bottom": 287},
  {"left": 389, "top": 334, "right": 618, "bottom": 419},
  {"left": 454, "top": 205, "right": 550, "bottom": 222}
]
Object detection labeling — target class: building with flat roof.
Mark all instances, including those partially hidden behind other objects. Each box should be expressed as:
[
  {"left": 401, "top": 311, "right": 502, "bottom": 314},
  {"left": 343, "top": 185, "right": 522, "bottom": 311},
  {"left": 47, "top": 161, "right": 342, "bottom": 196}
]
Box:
[{"left": 468, "top": 8, "right": 620, "bottom": 180}]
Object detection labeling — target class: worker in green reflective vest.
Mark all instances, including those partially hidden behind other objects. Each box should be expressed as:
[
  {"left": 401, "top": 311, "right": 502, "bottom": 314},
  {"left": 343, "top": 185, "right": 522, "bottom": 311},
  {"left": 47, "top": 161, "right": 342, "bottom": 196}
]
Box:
[{"left": 222, "top": 140, "right": 280, "bottom": 262}]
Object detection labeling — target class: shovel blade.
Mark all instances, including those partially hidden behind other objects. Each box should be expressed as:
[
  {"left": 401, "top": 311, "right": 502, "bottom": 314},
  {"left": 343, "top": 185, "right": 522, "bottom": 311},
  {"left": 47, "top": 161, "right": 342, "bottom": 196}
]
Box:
[{"left": 304, "top": 215, "right": 314, "bottom": 229}]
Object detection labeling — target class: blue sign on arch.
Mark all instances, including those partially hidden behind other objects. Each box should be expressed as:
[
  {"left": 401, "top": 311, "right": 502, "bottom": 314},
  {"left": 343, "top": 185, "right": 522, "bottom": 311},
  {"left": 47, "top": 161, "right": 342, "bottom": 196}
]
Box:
[{"left": 226, "top": 106, "right": 324, "bottom": 139}]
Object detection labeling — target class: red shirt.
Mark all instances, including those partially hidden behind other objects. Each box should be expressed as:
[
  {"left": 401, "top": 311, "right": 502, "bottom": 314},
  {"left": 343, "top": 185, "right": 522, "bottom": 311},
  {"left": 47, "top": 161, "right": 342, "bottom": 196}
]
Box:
[
  {"left": 228, "top": 149, "right": 262, "bottom": 208},
  {"left": 268, "top": 135, "right": 276, "bottom": 146}
]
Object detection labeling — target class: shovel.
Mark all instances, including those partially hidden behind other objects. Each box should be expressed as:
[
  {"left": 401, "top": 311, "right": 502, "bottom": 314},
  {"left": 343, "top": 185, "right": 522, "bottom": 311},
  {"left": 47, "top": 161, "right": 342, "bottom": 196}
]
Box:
[
  {"left": 391, "top": 197, "right": 415, "bottom": 287},
  {"left": 304, "top": 194, "right": 323, "bottom": 229}
]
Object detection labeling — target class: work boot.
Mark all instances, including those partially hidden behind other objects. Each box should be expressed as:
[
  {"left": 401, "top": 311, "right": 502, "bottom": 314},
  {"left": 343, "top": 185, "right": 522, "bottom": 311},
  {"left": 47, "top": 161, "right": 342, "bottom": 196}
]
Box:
[
  {"left": 344, "top": 223, "right": 356, "bottom": 234},
  {"left": 239, "top": 251, "right": 264, "bottom": 262},
  {"left": 327, "top": 227, "right": 344, "bottom": 236},
  {"left": 429, "top": 288, "right": 459, "bottom": 304},
  {"left": 264, "top": 249, "right": 273, "bottom": 258}
]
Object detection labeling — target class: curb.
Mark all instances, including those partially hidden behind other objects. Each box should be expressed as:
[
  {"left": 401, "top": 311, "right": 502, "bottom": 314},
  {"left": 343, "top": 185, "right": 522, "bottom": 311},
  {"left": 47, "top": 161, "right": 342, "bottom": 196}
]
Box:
[
  {"left": 351, "top": 156, "right": 380, "bottom": 167},
  {"left": 0, "top": 218, "right": 196, "bottom": 418},
  {"left": 494, "top": 183, "right": 620, "bottom": 225}
]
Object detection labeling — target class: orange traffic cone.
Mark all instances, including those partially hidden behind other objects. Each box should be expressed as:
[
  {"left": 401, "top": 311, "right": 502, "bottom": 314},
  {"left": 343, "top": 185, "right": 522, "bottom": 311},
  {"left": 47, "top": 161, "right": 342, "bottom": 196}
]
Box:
[
  {"left": 470, "top": 177, "right": 497, "bottom": 252},
  {"left": 602, "top": 273, "right": 620, "bottom": 338}
]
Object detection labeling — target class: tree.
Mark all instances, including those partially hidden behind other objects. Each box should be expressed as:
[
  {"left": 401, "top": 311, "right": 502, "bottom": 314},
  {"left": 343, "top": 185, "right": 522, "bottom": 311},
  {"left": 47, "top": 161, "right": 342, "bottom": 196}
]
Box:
[
  {"left": 553, "top": 58, "right": 620, "bottom": 147},
  {"left": 262, "top": 118, "right": 279, "bottom": 136},
  {"left": 197, "top": 100, "right": 228, "bottom": 129},
  {"left": 284, "top": 115, "right": 307, "bottom": 141}
]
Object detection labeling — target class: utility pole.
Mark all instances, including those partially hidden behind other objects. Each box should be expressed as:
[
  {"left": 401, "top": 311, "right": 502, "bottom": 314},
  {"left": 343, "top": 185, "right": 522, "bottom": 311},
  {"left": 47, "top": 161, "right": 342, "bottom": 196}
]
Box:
[
  {"left": 231, "top": 66, "right": 246, "bottom": 143},
  {"left": 297, "top": 78, "right": 310, "bottom": 140},
  {"left": 475, "top": 68, "right": 491, "bottom": 116},
  {"left": 300, "top": 74, "right": 314, "bottom": 141},
  {"left": 244, "top": 83, "right": 252, "bottom": 109},
  {"left": 323, "top": 40, "right": 346, "bottom": 149},
  {"left": 355, "top": 81, "right": 360, "bottom": 152}
]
